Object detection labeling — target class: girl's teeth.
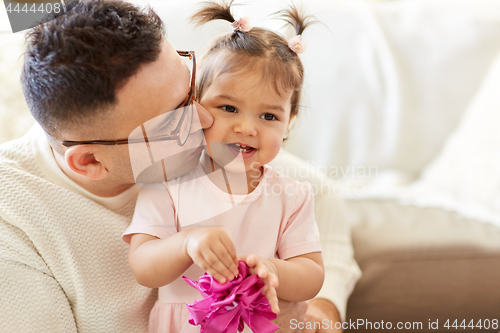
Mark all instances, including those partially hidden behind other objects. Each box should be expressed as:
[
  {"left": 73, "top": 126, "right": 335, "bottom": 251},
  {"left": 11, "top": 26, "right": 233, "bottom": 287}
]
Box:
[{"left": 235, "top": 144, "right": 253, "bottom": 153}]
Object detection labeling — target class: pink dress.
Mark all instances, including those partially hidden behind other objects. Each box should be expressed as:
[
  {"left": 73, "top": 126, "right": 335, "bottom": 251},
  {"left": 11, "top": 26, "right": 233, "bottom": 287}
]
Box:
[{"left": 123, "top": 164, "right": 321, "bottom": 333}]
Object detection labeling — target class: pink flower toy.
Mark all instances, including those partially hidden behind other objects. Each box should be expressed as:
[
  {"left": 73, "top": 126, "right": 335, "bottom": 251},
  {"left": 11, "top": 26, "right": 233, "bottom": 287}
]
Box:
[{"left": 183, "top": 260, "right": 279, "bottom": 333}]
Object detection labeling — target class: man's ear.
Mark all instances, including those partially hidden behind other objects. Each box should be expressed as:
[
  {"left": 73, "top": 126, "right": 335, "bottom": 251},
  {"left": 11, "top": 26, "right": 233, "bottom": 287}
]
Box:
[{"left": 65, "top": 145, "right": 109, "bottom": 180}]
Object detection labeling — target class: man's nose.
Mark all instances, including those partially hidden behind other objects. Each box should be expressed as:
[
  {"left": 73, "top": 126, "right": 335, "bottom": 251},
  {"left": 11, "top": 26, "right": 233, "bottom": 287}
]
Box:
[{"left": 194, "top": 101, "right": 214, "bottom": 129}]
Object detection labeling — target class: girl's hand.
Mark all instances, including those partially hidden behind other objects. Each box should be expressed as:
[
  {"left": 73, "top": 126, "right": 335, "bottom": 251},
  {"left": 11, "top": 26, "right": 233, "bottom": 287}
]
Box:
[
  {"left": 240, "top": 254, "right": 280, "bottom": 314},
  {"left": 185, "top": 227, "right": 239, "bottom": 284}
]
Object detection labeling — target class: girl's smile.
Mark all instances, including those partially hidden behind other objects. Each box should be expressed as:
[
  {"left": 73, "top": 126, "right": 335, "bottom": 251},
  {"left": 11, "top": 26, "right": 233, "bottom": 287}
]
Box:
[{"left": 227, "top": 142, "right": 257, "bottom": 158}]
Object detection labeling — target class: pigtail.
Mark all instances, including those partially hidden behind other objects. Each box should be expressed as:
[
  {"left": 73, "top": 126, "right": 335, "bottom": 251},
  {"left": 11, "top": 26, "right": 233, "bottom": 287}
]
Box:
[
  {"left": 276, "top": 4, "right": 317, "bottom": 36},
  {"left": 190, "top": 0, "right": 236, "bottom": 27}
]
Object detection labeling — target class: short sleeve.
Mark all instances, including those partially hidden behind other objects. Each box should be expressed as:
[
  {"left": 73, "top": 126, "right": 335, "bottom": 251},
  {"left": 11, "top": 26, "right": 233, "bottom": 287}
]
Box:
[
  {"left": 313, "top": 190, "right": 361, "bottom": 322},
  {"left": 122, "top": 186, "right": 177, "bottom": 244},
  {"left": 277, "top": 182, "right": 322, "bottom": 259}
]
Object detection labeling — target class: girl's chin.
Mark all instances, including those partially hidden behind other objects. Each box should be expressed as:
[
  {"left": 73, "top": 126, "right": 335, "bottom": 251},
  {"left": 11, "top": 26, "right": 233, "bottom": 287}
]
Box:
[
  {"left": 202, "top": 149, "right": 265, "bottom": 175},
  {"left": 212, "top": 158, "right": 262, "bottom": 175}
]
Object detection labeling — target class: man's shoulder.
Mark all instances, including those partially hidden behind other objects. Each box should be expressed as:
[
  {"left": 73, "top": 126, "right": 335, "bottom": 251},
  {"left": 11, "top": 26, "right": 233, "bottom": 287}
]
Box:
[
  {"left": 0, "top": 130, "right": 46, "bottom": 209},
  {"left": 0, "top": 130, "right": 39, "bottom": 174}
]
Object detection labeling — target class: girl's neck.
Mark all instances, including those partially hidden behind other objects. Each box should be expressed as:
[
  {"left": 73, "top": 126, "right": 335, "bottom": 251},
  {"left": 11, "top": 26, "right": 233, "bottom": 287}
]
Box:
[{"left": 200, "top": 151, "right": 264, "bottom": 195}]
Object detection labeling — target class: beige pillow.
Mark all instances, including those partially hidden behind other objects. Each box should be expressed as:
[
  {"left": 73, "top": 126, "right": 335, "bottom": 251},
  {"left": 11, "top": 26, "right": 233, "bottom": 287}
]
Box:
[{"left": 417, "top": 50, "right": 500, "bottom": 221}]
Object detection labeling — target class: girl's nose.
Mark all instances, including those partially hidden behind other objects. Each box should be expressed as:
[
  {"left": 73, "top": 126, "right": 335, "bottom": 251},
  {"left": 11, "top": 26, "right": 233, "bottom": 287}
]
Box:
[{"left": 234, "top": 117, "right": 257, "bottom": 137}]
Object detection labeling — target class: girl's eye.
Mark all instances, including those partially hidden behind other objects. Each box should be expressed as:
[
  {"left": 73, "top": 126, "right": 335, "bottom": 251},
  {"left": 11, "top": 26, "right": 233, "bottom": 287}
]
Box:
[
  {"left": 260, "top": 113, "right": 278, "bottom": 121},
  {"left": 222, "top": 105, "right": 237, "bottom": 113}
]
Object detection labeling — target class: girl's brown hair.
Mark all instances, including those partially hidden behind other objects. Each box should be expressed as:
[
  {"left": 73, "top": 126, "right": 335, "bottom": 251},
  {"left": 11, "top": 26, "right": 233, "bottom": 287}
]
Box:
[{"left": 191, "top": 0, "right": 315, "bottom": 118}]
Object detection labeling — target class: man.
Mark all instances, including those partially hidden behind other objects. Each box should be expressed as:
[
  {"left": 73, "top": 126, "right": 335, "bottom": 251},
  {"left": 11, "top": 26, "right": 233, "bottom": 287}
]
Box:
[{"left": 0, "top": 0, "right": 353, "bottom": 332}]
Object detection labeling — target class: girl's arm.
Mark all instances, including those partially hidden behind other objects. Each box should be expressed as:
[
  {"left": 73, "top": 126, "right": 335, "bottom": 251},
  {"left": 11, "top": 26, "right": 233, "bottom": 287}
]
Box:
[
  {"left": 128, "top": 227, "right": 239, "bottom": 288},
  {"left": 270, "top": 252, "right": 324, "bottom": 302},
  {"left": 128, "top": 231, "right": 193, "bottom": 288},
  {"left": 243, "top": 252, "right": 324, "bottom": 307}
]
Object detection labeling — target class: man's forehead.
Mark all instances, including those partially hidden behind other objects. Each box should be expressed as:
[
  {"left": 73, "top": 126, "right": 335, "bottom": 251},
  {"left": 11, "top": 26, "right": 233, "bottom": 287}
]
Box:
[
  {"left": 114, "top": 41, "right": 189, "bottom": 113},
  {"left": 82, "top": 40, "right": 190, "bottom": 142}
]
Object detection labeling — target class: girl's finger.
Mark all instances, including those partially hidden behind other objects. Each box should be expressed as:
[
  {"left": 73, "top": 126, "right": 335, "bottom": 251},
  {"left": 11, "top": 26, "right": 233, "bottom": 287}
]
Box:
[
  {"left": 262, "top": 285, "right": 268, "bottom": 295},
  {"left": 265, "top": 285, "right": 277, "bottom": 302},
  {"left": 211, "top": 242, "right": 239, "bottom": 277},
  {"left": 266, "top": 288, "right": 279, "bottom": 314},
  {"left": 219, "top": 234, "right": 238, "bottom": 264},
  {"left": 194, "top": 256, "right": 224, "bottom": 282},
  {"left": 207, "top": 243, "right": 237, "bottom": 280},
  {"left": 201, "top": 251, "right": 230, "bottom": 283},
  {"left": 208, "top": 271, "right": 227, "bottom": 284},
  {"left": 255, "top": 263, "right": 269, "bottom": 279},
  {"left": 268, "top": 273, "right": 279, "bottom": 288},
  {"left": 245, "top": 254, "right": 258, "bottom": 268}
]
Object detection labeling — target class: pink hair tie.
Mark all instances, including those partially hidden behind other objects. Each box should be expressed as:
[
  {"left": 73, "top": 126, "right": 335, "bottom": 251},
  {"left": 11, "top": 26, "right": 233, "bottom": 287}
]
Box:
[
  {"left": 288, "top": 35, "right": 307, "bottom": 54},
  {"left": 231, "top": 17, "right": 252, "bottom": 32}
]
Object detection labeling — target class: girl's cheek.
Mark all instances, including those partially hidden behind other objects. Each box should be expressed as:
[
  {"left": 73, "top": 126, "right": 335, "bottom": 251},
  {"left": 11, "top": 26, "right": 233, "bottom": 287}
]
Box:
[
  {"left": 203, "top": 126, "right": 217, "bottom": 142},
  {"left": 268, "top": 133, "right": 285, "bottom": 151},
  {"left": 204, "top": 118, "right": 227, "bottom": 143}
]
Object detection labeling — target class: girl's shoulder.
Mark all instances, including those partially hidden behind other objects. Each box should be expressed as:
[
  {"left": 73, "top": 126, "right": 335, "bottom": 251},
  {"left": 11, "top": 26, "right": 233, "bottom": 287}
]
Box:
[{"left": 263, "top": 165, "right": 313, "bottom": 193}]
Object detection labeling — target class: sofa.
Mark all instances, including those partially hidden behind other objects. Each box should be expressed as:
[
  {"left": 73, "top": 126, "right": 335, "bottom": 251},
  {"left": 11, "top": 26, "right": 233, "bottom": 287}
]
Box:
[{"left": 1, "top": 0, "right": 499, "bottom": 331}]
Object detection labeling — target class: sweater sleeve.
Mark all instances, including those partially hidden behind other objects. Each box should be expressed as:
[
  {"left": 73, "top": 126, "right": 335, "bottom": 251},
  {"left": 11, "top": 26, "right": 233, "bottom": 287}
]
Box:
[
  {"left": 0, "top": 217, "right": 78, "bottom": 333},
  {"left": 313, "top": 190, "right": 362, "bottom": 322}
]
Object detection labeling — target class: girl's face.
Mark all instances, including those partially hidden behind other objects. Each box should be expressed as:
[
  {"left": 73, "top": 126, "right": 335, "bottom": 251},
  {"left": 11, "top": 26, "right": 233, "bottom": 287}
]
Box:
[{"left": 200, "top": 70, "right": 293, "bottom": 178}]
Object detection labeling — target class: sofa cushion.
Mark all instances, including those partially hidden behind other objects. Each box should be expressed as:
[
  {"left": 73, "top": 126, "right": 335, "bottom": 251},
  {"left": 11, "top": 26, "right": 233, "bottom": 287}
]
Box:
[
  {"left": 347, "top": 199, "right": 500, "bottom": 328},
  {"left": 409, "top": 50, "right": 500, "bottom": 227}
]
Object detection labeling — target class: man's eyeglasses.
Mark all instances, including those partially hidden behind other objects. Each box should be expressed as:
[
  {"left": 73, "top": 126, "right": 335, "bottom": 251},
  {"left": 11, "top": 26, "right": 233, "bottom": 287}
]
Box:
[{"left": 62, "top": 50, "right": 197, "bottom": 148}]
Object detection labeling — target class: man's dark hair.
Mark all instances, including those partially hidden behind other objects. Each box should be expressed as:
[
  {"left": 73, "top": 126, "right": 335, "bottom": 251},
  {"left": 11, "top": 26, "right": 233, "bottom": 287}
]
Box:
[{"left": 22, "top": 0, "right": 165, "bottom": 136}]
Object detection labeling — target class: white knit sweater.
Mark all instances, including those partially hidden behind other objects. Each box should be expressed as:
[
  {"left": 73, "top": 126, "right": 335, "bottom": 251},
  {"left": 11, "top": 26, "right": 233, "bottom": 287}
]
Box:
[
  {"left": 0, "top": 125, "right": 155, "bottom": 332},
  {"left": 0, "top": 125, "right": 360, "bottom": 332}
]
